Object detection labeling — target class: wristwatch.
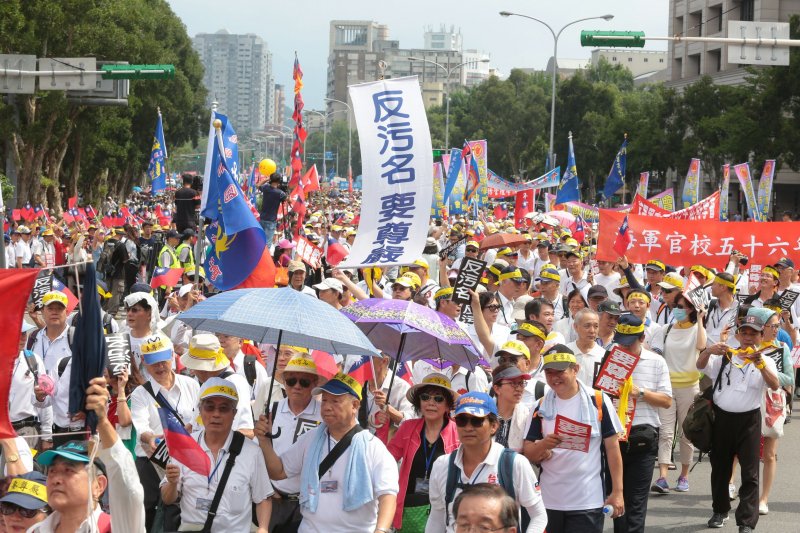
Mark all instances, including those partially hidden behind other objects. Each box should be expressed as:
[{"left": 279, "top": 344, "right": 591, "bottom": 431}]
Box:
[
  {"left": 5, "top": 454, "right": 19, "bottom": 464},
  {"left": 638, "top": 388, "right": 647, "bottom": 400}
]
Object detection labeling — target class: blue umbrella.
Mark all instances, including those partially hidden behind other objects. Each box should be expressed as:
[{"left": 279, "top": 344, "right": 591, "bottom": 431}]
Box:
[
  {"left": 178, "top": 288, "right": 381, "bottom": 423},
  {"left": 132, "top": 186, "right": 143, "bottom": 192}
]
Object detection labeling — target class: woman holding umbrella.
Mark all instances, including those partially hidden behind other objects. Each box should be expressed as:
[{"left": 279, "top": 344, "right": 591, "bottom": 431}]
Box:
[{"left": 387, "top": 373, "right": 460, "bottom": 532}]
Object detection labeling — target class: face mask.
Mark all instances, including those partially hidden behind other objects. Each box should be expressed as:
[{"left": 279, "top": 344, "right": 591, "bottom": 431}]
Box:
[{"left": 673, "top": 308, "right": 688, "bottom": 322}]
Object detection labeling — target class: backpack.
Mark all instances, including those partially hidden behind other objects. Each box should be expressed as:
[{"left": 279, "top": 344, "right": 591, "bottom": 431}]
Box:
[
  {"left": 243, "top": 355, "right": 258, "bottom": 387},
  {"left": 444, "top": 447, "right": 518, "bottom": 527},
  {"left": 26, "top": 327, "right": 75, "bottom": 357},
  {"left": 682, "top": 355, "right": 729, "bottom": 453},
  {"left": 97, "top": 239, "right": 119, "bottom": 279}
]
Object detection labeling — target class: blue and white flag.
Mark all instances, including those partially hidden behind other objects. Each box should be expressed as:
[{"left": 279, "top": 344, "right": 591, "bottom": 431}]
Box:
[
  {"left": 341, "top": 76, "right": 433, "bottom": 268},
  {"left": 442, "top": 148, "right": 463, "bottom": 205},
  {"left": 555, "top": 134, "right": 580, "bottom": 204},
  {"left": 147, "top": 111, "right": 167, "bottom": 194},
  {"left": 602, "top": 138, "right": 627, "bottom": 200},
  {"left": 201, "top": 111, "right": 239, "bottom": 212}
]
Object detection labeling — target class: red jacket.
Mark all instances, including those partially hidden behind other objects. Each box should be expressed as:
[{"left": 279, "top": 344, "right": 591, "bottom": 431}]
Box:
[{"left": 386, "top": 417, "right": 460, "bottom": 530}]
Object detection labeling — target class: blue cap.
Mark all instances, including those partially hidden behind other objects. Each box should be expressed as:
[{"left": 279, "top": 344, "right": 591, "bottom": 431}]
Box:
[
  {"left": 312, "top": 372, "right": 362, "bottom": 400},
  {"left": 0, "top": 471, "right": 48, "bottom": 510},
  {"left": 454, "top": 391, "right": 497, "bottom": 418},
  {"left": 613, "top": 314, "right": 645, "bottom": 345},
  {"left": 36, "top": 440, "right": 106, "bottom": 476}
]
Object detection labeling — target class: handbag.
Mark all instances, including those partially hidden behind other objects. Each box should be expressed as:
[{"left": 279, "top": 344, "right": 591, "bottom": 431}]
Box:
[
  {"left": 762, "top": 388, "right": 786, "bottom": 439},
  {"left": 682, "top": 356, "right": 728, "bottom": 453},
  {"left": 275, "top": 267, "right": 289, "bottom": 287},
  {"left": 398, "top": 504, "right": 430, "bottom": 533}
]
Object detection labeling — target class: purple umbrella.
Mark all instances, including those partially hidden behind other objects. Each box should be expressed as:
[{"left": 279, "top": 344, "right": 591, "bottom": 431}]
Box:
[{"left": 341, "top": 298, "right": 480, "bottom": 383}]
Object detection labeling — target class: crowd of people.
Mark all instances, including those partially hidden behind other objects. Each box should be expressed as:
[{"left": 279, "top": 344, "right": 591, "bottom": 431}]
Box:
[{"left": 1, "top": 176, "right": 797, "bottom": 533}]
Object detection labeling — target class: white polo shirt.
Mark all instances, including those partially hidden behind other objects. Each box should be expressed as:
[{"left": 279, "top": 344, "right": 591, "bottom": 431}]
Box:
[
  {"left": 162, "top": 430, "right": 273, "bottom": 532},
  {"left": 496, "top": 292, "right": 515, "bottom": 328},
  {"left": 271, "top": 397, "right": 322, "bottom": 494},
  {"left": 130, "top": 374, "right": 199, "bottom": 457},
  {"left": 427, "top": 441, "right": 545, "bottom": 533},
  {"left": 29, "top": 326, "right": 73, "bottom": 373},
  {"left": 280, "top": 424, "right": 399, "bottom": 533},
  {"left": 705, "top": 354, "right": 777, "bottom": 413},
  {"left": 566, "top": 341, "right": 606, "bottom": 388},
  {"left": 14, "top": 240, "right": 31, "bottom": 266}
]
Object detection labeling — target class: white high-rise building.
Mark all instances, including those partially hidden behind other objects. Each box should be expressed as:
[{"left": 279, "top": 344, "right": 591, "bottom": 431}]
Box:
[{"left": 193, "top": 30, "right": 274, "bottom": 134}]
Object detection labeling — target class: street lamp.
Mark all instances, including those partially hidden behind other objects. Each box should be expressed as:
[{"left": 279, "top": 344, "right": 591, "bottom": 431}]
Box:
[
  {"left": 324, "top": 97, "right": 352, "bottom": 186},
  {"left": 306, "top": 109, "right": 347, "bottom": 177},
  {"left": 408, "top": 56, "right": 490, "bottom": 149},
  {"left": 500, "top": 11, "right": 614, "bottom": 170},
  {"left": 264, "top": 129, "right": 289, "bottom": 162}
]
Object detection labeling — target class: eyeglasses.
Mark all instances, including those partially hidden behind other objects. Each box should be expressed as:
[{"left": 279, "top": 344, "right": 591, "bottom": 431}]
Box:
[
  {"left": 285, "top": 377, "right": 312, "bottom": 388},
  {"left": 484, "top": 305, "right": 502, "bottom": 311},
  {"left": 454, "top": 415, "right": 487, "bottom": 428},
  {"left": 466, "top": 248, "right": 479, "bottom": 253},
  {"left": 497, "top": 355, "right": 521, "bottom": 365},
  {"left": 500, "top": 380, "right": 528, "bottom": 389},
  {"left": 766, "top": 323, "right": 781, "bottom": 329},
  {"left": 455, "top": 523, "right": 509, "bottom": 532},
  {"left": 200, "top": 402, "right": 234, "bottom": 413},
  {"left": 0, "top": 502, "right": 44, "bottom": 518},
  {"left": 419, "top": 392, "right": 446, "bottom": 403}
]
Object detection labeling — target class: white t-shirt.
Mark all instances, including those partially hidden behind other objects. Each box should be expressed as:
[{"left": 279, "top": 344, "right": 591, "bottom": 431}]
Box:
[
  {"left": 525, "top": 391, "right": 622, "bottom": 511},
  {"left": 705, "top": 354, "right": 777, "bottom": 413},
  {"left": 271, "top": 397, "right": 322, "bottom": 494},
  {"left": 566, "top": 341, "right": 606, "bottom": 388},
  {"left": 163, "top": 431, "right": 273, "bottom": 532},
  {"left": 595, "top": 272, "right": 622, "bottom": 303},
  {"left": 280, "top": 425, "right": 399, "bottom": 533}
]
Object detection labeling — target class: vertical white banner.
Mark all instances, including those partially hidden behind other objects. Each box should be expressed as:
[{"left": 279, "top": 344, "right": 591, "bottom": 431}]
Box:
[{"left": 341, "top": 76, "right": 433, "bottom": 268}]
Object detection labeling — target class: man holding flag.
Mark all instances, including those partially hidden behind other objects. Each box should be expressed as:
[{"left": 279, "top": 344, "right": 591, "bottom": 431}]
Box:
[{"left": 162, "top": 377, "right": 273, "bottom": 532}]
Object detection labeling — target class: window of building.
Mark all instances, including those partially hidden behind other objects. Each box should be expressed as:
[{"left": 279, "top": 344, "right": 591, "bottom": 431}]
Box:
[
  {"left": 644, "top": 58, "right": 649, "bottom": 62},
  {"left": 740, "top": 0, "right": 754, "bottom": 21},
  {"left": 612, "top": 56, "right": 617, "bottom": 61},
  {"left": 708, "top": 4, "right": 724, "bottom": 33},
  {"left": 628, "top": 57, "right": 633, "bottom": 62},
  {"left": 659, "top": 58, "right": 664, "bottom": 63}
]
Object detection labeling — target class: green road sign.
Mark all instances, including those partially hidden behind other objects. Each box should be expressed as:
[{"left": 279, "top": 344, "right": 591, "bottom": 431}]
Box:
[{"left": 580, "top": 30, "right": 646, "bottom": 48}]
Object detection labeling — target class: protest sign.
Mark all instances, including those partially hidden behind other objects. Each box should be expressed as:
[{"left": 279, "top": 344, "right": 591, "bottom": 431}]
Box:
[
  {"left": 458, "top": 302, "right": 474, "bottom": 325},
  {"left": 597, "top": 210, "right": 800, "bottom": 267},
  {"left": 593, "top": 346, "right": 640, "bottom": 396},
  {"left": 791, "top": 345, "right": 800, "bottom": 368},
  {"left": 296, "top": 236, "right": 323, "bottom": 269},
  {"left": 31, "top": 271, "right": 52, "bottom": 310},
  {"left": 439, "top": 235, "right": 467, "bottom": 260},
  {"left": 554, "top": 415, "right": 591, "bottom": 453},
  {"left": 763, "top": 346, "right": 784, "bottom": 374},
  {"left": 630, "top": 191, "right": 720, "bottom": 220},
  {"left": 341, "top": 76, "right": 433, "bottom": 268},
  {"left": 779, "top": 289, "right": 799, "bottom": 311},
  {"left": 452, "top": 258, "right": 486, "bottom": 304},
  {"left": 105, "top": 333, "right": 131, "bottom": 376}
]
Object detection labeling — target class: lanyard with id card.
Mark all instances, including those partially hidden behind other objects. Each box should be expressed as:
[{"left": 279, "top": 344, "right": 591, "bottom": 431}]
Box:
[{"left": 415, "top": 433, "right": 439, "bottom": 494}]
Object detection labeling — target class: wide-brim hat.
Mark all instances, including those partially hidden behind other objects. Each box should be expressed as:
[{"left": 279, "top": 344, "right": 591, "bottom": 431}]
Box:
[
  {"left": 181, "top": 333, "right": 230, "bottom": 371},
  {"left": 406, "top": 372, "right": 459, "bottom": 405}
]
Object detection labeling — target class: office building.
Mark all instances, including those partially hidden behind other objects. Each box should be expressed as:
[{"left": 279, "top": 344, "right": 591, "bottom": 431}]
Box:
[{"left": 193, "top": 30, "right": 274, "bottom": 134}]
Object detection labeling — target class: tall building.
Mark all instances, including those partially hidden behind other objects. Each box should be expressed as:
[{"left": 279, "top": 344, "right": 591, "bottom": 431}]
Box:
[
  {"left": 591, "top": 49, "right": 668, "bottom": 78},
  {"left": 193, "top": 30, "right": 274, "bottom": 134},
  {"left": 273, "top": 84, "right": 285, "bottom": 129},
  {"left": 666, "top": 0, "right": 799, "bottom": 88},
  {"left": 424, "top": 25, "right": 463, "bottom": 51}
]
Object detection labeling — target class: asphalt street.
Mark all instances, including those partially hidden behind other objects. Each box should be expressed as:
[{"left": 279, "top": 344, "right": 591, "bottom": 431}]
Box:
[{"left": 605, "top": 397, "right": 799, "bottom": 532}]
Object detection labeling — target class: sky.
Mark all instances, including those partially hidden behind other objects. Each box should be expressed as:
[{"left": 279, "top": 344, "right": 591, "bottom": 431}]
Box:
[{"left": 167, "top": 0, "right": 669, "bottom": 109}]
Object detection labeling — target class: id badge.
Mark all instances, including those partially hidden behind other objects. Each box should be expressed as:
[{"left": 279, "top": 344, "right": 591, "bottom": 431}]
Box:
[
  {"left": 196, "top": 497, "right": 212, "bottom": 511},
  {"left": 415, "top": 478, "right": 430, "bottom": 494},
  {"left": 734, "top": 376, "right": 748, "bottom": 392},
  {"left": 320, "top": 480, "right": 339, "bottom": 493}
]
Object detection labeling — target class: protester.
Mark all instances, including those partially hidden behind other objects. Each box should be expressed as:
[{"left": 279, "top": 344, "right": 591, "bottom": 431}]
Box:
[
  {"left": 12, "top": 322, "right": 52, "bottom": 450},
  {"left": 565, "top": 308, "right": 605, "bottom": 388},
  {"left": 426, "top": 391, "right": 546, "bottom": 533},
  {"left": 361, "top": 353, "right": 414, "bottom": 440},
  {"left": 287, "top": 260, "right": 316, "bottom": 296},
  {"left": 490, "top": 364, "right": 532, "bottom": 452},
  {"left": 258, "top": 173, "right": 288, "bottom": 247},
  {"left": 452, "top": 483, "right": 520, "bottom": 533},
  {"left": 27, "top": 291, "right": 73, "bottom": 373},
  {"left": 161, "top": 377, "right": 273, "bottom": 532},
  {"left": 387, "top": 373, "right": 460, "bottom": 532},
  {"left": 552, "top": 289, "right": 587, "bottom": 344},
  {"left": 697, "top": 315, "right": 780, "bottom": 532},
  {"left": 256, "top": 372, "right": 399, "bottom": 533},
  {"left": 217, "top": 332, "right": 270, "bottom": 419},
  {"left": 0, "top": 471, "right": 49, "bottom": 532}
]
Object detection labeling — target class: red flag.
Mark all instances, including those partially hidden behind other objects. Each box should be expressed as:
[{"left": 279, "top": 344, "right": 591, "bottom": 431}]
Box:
[
  {"left": 310, "top": 350, "right": 339, "bottom": 380},
  {"left": 347, "top": 356, "right": 374, "bottom": 384},
  {"left": 68, "top": 196, "right": 77, "bottom": 209},
  {"left": 327, "top": 237, "right": 349, "bottom": 266},
  {"left": 514, "top": 190, "right": 535, "bottom": 228},
  {"left": 573, "top": 215, "right": 586, "bottom": 244},
  {"left": 302, "top": 165, "right": 320, "bottom": 193},
  {"left": 0, "top": 270, "right": 38, "bottom": 438},
  {"left": 11, "top": 209, "right": 21, "bottom": 221},
  {"left": 233, "top": 247, "right": 276, "bottom": 289},
  {"left": 612, "top": 215, "right": 632, "bottom": 257},
  {"left": 241, "top": 341, "right": 266, "bottom": 367},
  {"left": 63, "top": 211, "right": 75, "bottom": 224},
  {"left": 150, "top": 267, "right": 185, "bottom": 289},
  {"left": 493, "top": 204, "right": 508, "bottom": 220},
  {"left": 157, "top": 406, "right": 210, "bottom": 476}
]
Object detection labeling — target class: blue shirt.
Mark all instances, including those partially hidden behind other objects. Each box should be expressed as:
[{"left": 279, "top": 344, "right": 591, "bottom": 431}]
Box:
[{"left": 258, "top": 185, "right": 287, "bottom": 222}]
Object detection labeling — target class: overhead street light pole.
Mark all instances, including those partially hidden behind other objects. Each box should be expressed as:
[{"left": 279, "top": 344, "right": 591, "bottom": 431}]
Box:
[
  {"left": 408, "top": 57, "right": 490, "bottom": 149},
  {"left": 499, "top": 11, "right": 614, "bottom": 171},
  {"left": 324, "top": 97, "right": 352, "bottom": 184}
]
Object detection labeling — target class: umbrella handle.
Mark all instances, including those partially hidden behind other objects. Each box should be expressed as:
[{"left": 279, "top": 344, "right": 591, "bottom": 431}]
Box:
[{"left": 265, "top": 400, "right": 282, "bottom": 439}]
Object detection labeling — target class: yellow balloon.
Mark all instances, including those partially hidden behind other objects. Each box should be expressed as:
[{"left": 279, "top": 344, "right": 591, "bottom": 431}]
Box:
[{"left": 259, "top": 158, "right": 277, "bottom": 176}]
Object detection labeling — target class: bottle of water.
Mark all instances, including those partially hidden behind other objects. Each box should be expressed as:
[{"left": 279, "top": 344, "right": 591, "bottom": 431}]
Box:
[{"left": 603, "top": 504, "right": 614, "bottom": 516}]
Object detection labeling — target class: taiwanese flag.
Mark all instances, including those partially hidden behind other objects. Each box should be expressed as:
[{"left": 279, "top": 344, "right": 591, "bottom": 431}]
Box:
[
  {"left": 154, "top": 205, "right": 171, "bottom": 227},
  {"left": 121, "top": 205, "right": 134, "bottom": 224},
  {"left": 12, "top": 209, "right": 22, "bottom": 221},
  {"left": 22, "top": 203, "right": 35, "bottom": 222},
  {"left": 327, "top": 236, "right": 349, "bottom": 266},
  {"left": 150, "top": 267, "right": 184, "bottom": 289},
  {"left": 63, "top": 210, "right": 75, "bottom": 224},
  {"left": 493, "top": 204, "right": 508, "bottom": 220},
  {"left": 612, "top": 215, "right": 632, "bottom": 258},
  {"left": 84, "top": 206, "right": 97, "bottom": 221},
  {"left": 310, "top": 350, "right": 339, "bottom": 380},
  {"left": 347, "top": 355, "right": 375, "bottom": 385},
  {"left": 514, "top": 189, "right": 535, "bottom": 228},
  {"left": 573, "top": 215, "right": 586, "bottom": 244},
  {"left": 33, "top": 204, "right": 47, "bottom": 222},
  {"left": 68, "top": 196, "right": 78, "bottom": 209},
  {"left": 396, "top": 360, "right": 413, "bottom": 385},
  {"left": 0, "top": 270, "right": 39, "bottom": 437},
  {"left": 157, "top": 405, "right": 210, "bottom": 476},
  {"left": 302, "top": 165, "right": 320, "bottom": 194},
  {"left": 52, "top": 279, "right": 80, "bottom": 315}
]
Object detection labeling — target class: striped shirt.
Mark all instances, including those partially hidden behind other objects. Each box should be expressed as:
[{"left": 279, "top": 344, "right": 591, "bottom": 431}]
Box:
[{"left": 626, "top": 347, "right": 672, "bottom": 428}]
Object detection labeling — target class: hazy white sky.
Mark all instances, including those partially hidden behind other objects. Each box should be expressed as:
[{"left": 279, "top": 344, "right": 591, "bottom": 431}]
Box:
[{"left": 168, "top": 0, "right": 668, "bottom": 108}]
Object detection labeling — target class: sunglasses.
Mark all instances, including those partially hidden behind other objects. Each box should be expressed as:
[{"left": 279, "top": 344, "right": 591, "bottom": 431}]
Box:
[
  {"left": 285, "top": 377, "right": 313, "bottom": 388},
  {"left": 455, "top": 415, "right": 487, "bottom": 428},
  {"left": 466, "top": 247, "right": 479, "bottom": 253},
  {"left": 484, "top": 304, "right": 502, "bottom": 311},
  {"left": 419, "top": 392, "right": 446, "bottom": 403},
  {"left": 0, "top": 502, "right": 44, "bottom": 518}
]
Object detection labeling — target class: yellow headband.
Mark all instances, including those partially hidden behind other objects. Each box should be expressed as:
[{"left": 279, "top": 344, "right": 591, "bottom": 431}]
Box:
[
  {"left": 762, "top": 266, "right": 779, "bottom": 280},
  {"left": 8, "top": 478, "right": 47, "bottom": 502},
  {"left": 200, "top": 384, "right": 238, "bottom": 400},
  {"left": 188, "top": 346, "right": 226, "bottom": 364},
  {"left": 435, "top": 287, "right": 454, "bottom": 300},
  {"left": 539, "top": 270, "right": 560, "bottom": 282},
  {"left": 626, "top": 290, "right": 651, "bottom": 304},
  {"left": 543, "top": 352, "right": 577, "bottom": 365},
  {"left": 488, "top": 265, "right": 502, "bottom": 278},
  {"left": 616, "top": 323, "right": 645, "bottom": 335},
  {"left": 646, "top": 260, "right": 665, "bottom": 270},
  {"left": 715, "top": 276, "right": 736, "bottom": 291},
  {"left": 518, "top": 322, "right": 546, "bottom": 341},
  {"left": 691, "top": 265, "right": 715, "bottom": 282},
  {"left": 331, "top": 372, "right": 363, "bottom": 400},
  {"left": 499, "top": 269, "right": 523, "bottom": 281}
]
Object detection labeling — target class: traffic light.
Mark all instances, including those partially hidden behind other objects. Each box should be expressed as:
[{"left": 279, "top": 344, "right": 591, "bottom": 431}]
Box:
[
  {"left": 101, "top": 64, "right": 175, "bottom": 80},
  {"left": 580, "top": 30, "right": 646, "bottom": 48}
]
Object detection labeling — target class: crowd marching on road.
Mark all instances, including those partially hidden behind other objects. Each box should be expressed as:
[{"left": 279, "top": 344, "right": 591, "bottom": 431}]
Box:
[{"left": 1, "top": 164, "right": 798, "bottom": 533}]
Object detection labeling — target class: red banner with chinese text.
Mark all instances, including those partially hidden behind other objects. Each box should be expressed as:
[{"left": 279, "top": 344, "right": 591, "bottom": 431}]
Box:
[
  {"left": 630, "top": 191, "right": 720, "bottom": 220},
  {"left": 597, "top": 209, "right": 800, "bottom": 267}
]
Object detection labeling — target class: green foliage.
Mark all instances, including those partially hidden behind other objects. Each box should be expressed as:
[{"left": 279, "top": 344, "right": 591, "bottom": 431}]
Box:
[
  {"left": 303, "top": 120, "right": 361, "bottom": 177},
  {"left": 0, "top": 173, "right": 14, "bottom": 203}
]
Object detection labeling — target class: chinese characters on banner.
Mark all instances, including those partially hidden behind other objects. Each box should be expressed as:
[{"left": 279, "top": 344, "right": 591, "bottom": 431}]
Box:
[
  {"left": 648, "top": 188, "right": 675, "bottom": 211},
  {"left": 341, "top": 76, "right": 434, "bottom": 268},
  {"left": 629, "top": 191, "right": 720, "bottom": 220},
  {"left": 682, "top": 158, "right": 701, "bottom": 209},
  {"left": 554, "top": 415, "right": 592, "bottom": 453},
  {"left": 431, "top": 162, "right": 446, "bottom": 218},
  {"left": 469, "top": 139, "right": 489, "bottom": 206},
  {"left": 296, "top": 236, "right": 323, "bottom": 269},
  {"left": 611, "top": 397, "right": 637, "bottom": 442},
  {"left": 596, "top": 210, "right": 800, "bottom": 267},
  {"left": 593, "top": 346, "right": 640, "bottom": 396},
  {"left": 452, "top": 258, "right": 487, "bottom": 304},
  {"left": 734, "top": 163, "right": 764, "bottom": 222}
]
